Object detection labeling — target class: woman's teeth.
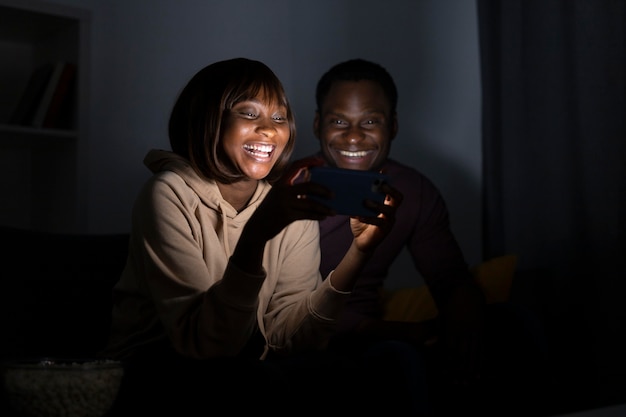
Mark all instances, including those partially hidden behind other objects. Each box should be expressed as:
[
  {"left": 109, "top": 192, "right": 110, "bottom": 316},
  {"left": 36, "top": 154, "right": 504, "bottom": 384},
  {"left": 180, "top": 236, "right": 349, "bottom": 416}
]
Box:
[{"left": 244, "top": 144, "right": 275, "bottom": 157}]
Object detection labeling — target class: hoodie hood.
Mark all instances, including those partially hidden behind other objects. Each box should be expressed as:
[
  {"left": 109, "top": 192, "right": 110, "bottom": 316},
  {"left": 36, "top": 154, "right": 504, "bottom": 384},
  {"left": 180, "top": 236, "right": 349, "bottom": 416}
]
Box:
[{"left": 143, "top": 149, "right": 271, "bottom": 222}]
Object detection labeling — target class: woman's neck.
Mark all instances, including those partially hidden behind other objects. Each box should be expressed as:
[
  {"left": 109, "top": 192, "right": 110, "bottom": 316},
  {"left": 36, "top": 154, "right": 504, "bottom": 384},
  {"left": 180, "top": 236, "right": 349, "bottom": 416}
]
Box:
[{"left": 217, "top": 179, "right": 258, "bottom": 212}]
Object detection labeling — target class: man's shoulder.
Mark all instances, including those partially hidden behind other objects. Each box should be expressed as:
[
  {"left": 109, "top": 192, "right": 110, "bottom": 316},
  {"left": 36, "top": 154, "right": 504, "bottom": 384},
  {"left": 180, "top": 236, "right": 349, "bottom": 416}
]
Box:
[
  {"left": 385, "top": 158, "right": 419, "bottom": 173},
  {"left": 292, "top": 152, "right": 324, "bottom": 162},
  {"left": 384, "top": 159, "right": 443, "bottom": 196},
  {"left": 385, "top": 158, "right": 431, "bottom": 181}
]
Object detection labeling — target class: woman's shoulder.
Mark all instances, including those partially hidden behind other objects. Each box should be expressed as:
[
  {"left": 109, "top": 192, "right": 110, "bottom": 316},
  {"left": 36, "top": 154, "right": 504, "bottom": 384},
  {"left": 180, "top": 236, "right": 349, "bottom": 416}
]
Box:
[
  {"left": 137, "top": 170, "right": 221, "bottom": 213},
  {"left": 142, "top": 170, "right": 190, "bottom": 195}
]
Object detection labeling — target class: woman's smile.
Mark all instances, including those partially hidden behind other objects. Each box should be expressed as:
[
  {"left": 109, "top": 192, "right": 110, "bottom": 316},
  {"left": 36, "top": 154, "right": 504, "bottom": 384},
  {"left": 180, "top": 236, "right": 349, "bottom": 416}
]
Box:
[{"left": 243, "top": 142, "right": 276, "bottom": 161}]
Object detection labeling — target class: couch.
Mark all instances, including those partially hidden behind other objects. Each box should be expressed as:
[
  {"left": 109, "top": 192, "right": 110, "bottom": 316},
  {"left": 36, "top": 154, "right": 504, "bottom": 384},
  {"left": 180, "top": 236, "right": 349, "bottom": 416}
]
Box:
[
  {"left": 4, "top": 225, "right": 623, "bottom": 416},
  {"left": 0, "top": 224, "right": 519, "bottom": 360},
  {"left": 0, "top": 226, "right": 129, "bottom": 360},
  {"left": 1, "top": 225, "right": 528, "bottom": 416}
]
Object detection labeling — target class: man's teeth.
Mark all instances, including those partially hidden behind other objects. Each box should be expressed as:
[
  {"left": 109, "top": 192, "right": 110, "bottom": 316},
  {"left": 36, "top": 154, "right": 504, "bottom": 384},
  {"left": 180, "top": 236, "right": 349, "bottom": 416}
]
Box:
[
  {"left": 244, "top": 144, "right": 274, "bottom": 157},
  {"left": 339, "top": 150, "right": 368, "bottom": 158}
]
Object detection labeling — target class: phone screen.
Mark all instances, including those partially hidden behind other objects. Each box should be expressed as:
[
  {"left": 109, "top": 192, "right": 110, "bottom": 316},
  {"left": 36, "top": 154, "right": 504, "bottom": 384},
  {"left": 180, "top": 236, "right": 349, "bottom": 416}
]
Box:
[{"left": 308, "top": 166, "right": 388, "bottom": 216}]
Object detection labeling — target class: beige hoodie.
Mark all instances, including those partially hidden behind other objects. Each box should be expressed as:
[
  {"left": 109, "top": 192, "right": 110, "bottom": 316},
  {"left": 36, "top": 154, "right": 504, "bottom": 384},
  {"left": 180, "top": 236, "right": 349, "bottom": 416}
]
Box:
[{"left": 104, "top": 149, "right": 349, "bottom": 360}]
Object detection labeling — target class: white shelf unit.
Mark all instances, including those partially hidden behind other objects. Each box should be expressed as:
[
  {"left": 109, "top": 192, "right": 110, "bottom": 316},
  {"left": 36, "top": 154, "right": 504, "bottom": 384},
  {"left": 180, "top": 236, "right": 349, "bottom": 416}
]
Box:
[{"left": 0, "top": 0, "right": 90, "bottom": 232}]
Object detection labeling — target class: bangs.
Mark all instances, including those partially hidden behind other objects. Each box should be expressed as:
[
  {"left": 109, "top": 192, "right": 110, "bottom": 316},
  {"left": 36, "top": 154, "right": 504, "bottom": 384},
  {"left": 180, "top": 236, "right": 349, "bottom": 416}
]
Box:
[{"left": 225, "top": 75, "right": 288, "bottom": 110}]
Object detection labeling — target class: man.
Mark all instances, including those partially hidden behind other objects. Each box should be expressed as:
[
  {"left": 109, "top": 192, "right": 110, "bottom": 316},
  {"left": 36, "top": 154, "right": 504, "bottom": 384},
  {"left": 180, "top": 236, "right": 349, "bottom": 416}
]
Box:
[{"left": 291, "top": 59, "right": 547, "bottom": 415}]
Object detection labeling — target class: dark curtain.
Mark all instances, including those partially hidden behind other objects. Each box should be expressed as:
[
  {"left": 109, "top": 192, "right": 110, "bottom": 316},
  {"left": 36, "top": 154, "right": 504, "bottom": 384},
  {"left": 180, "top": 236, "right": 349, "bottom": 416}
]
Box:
[{"left": 477, "top": 0, "right": 625, "bottom": 401}]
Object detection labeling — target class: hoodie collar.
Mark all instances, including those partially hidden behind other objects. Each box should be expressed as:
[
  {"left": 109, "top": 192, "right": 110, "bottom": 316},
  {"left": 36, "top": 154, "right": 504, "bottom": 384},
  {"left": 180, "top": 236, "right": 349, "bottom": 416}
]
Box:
[{"left": 143, "top": 149, "right": 271, "bottom": 222}]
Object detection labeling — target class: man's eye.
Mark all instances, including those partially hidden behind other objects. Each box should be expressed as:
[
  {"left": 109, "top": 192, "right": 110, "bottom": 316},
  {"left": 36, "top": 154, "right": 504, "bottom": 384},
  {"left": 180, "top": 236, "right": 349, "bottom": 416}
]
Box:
[{"left": 331, "top": 119, "right": 345, "bottom": 125}]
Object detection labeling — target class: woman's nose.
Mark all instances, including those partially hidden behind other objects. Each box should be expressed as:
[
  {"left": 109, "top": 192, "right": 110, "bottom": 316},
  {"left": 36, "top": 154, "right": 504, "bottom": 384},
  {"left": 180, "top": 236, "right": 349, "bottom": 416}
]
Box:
[{"left": 257, "top": 119, "right": 277, "bottom": 137}]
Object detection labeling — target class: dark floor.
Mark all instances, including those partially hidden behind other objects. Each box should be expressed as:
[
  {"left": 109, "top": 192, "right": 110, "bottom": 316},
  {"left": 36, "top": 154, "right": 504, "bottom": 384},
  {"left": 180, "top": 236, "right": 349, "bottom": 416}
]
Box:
[
  {"left": 429, "top": 372, "right": 626, "bottom": 417},
  {"left": 545, "top": 377, "right": 626, "bottom": 416},
  {"left": 507, "top": 269, "right": 626, "bottom": 417}
]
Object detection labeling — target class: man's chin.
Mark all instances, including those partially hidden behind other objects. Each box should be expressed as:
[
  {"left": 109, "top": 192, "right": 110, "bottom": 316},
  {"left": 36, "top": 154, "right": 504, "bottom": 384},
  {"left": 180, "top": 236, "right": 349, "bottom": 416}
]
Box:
[{"left": 333, "top": 158, "right": 373, "bottom": 171}]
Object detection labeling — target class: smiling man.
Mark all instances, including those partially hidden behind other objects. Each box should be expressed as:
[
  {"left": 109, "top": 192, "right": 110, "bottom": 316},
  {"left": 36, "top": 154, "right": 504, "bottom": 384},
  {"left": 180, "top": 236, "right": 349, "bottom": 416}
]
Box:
[
  {"left": 299, "top": 59, "right": 481, "bottom": 348},
  {"left": 290, "top": 58, "right": 548, "bottom": 415}
]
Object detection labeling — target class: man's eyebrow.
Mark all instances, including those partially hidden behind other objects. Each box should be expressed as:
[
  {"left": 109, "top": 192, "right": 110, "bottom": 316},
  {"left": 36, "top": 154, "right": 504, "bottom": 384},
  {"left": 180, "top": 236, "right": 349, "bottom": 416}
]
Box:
[
  {"left": 324, "top": 109, "right": 386, "bottom": 117},
  {"left": 323, "top": 110, "right": 346, "bottom": 118}
]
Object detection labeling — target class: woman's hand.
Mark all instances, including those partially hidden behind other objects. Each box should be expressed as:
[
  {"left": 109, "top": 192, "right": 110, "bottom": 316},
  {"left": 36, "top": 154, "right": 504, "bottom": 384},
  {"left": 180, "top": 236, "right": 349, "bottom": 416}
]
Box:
[
  {"left": 281, "top": 155, "right": 326, "bottom": 185},
  {"left": 349, "top": 182, "right": 403, "bottom": 253},
  {"left": 245, "top": 179, "right": 333, "bottom": 244},
  {"left": 242, "top": 155, "right": 330, "bottom": 243},
  {"left": 233, "top": 177, "right": 334, "bottom": 275},
  {"left": 325, "top": 182, "right": 403, "bottom": 292}
]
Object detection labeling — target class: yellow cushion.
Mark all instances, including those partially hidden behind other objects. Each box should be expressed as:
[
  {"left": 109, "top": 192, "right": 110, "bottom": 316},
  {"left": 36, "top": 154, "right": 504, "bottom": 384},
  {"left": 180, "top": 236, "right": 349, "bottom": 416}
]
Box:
[
  {"left": 382, "top": 254, "right": 518, "bottom": 323},
  {"left": 471, "top": 254, "right": 517, "bottom": 304},
  {"left": 382, "top": 285, "right": 439, "bottom": 322}
]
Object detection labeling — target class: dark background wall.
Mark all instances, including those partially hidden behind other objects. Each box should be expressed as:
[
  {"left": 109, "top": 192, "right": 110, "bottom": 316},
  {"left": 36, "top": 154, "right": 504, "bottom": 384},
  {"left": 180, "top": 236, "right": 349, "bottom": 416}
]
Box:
[{"left": 46, "top": 0, "right": 482, "bottom": 289}]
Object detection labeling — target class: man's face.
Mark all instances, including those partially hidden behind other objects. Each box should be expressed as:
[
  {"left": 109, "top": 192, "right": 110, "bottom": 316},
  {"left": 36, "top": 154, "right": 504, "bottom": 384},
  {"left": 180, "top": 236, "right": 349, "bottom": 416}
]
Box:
[{"left": 314, "top": 80, "right": 397, "bottom": 171}]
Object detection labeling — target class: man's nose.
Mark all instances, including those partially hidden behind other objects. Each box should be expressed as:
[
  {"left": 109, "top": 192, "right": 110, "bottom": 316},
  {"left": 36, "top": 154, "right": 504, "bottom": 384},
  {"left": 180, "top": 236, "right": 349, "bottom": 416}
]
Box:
[{"left": 344, "top": 126, "right": 365, "bottom": 143}]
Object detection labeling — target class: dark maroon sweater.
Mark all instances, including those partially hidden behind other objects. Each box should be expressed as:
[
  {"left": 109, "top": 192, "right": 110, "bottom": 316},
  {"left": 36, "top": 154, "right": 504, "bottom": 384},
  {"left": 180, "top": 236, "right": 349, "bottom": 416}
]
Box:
[{"left": 310, "top": 156, "right": 473, "bottom": 334}]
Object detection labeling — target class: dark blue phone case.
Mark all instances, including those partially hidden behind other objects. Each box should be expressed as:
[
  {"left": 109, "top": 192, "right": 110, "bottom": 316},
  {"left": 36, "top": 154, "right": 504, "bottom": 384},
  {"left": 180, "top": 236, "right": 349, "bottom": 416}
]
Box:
[{"left": 309, "top": 166, "right": 388, "bottom": 216}]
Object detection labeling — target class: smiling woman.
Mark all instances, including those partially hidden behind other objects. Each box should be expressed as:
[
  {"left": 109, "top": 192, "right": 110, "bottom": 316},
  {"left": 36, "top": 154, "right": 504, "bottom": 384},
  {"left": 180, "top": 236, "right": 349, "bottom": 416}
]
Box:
[
  {"left": 167, "top": 58, "right": 296, "bottom": 185},
  {"left": 221, "top": 94, "right": 289, "bottom": 182},
  {"left": 98, "top": 57, "right": 409, "bottom": 414}
]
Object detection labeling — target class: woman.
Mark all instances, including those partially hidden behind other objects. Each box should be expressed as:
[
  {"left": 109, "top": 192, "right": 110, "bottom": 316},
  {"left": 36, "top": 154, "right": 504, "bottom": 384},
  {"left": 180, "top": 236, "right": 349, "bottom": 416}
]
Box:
[{"left": 103, "top": 58, "right": 406, "bottom": 414}]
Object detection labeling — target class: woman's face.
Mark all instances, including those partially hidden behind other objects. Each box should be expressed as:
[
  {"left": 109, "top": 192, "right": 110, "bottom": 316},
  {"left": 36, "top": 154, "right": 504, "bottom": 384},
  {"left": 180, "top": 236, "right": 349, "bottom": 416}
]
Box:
[{"left": 222, "top": 93, "right": 290, "bottom": 180}]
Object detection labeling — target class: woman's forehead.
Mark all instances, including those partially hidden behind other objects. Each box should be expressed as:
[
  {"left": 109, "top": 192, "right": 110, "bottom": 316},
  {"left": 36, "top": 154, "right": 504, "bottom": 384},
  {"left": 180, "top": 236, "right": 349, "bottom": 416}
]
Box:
[{"left": 242, "top": 87, "right": 287, "bottom": 108}]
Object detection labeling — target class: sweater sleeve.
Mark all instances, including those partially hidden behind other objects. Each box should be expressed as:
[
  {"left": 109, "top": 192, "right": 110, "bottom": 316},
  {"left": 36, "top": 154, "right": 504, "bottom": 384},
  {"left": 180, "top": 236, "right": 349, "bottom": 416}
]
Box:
[{"left": 260, "top": 219, "right": 351, "bottom": 356}]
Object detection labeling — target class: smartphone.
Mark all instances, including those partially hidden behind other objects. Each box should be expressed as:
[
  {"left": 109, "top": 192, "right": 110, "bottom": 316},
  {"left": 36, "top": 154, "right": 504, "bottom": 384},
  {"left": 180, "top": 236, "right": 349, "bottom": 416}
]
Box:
[{"left": 308, "top": 166, "right": 388, "bottom": 216}]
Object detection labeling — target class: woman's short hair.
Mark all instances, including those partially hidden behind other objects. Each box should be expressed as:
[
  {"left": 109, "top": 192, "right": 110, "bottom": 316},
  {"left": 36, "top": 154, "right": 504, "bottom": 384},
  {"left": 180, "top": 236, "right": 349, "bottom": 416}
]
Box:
[{"left": 168, "top": 57, "right": 296, "bottom": 184}]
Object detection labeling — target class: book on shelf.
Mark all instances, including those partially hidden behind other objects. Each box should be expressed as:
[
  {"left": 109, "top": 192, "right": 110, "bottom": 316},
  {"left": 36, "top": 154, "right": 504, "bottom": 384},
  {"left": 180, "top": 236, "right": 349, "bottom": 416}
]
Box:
[
  {"left": 41, "top": 62, "right": 77, "bottom": 129},
  {"left": 9, "top": 63, "right": 55, "bottom": 126},
  {"left": 31, "top": 61, "right": 77, "bottom": 129}
]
